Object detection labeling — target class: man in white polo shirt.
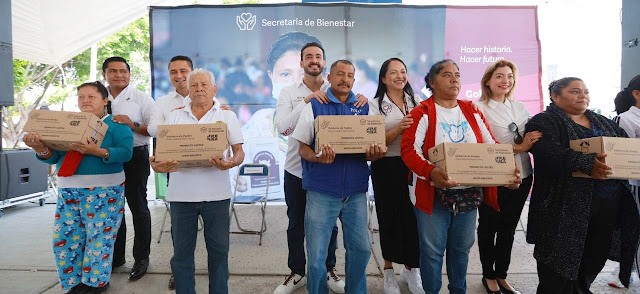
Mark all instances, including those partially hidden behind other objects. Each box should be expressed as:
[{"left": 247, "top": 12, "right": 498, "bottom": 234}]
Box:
[
  {"left": 104, "top": 56, "right": 158, "bottom": 281},
  {"left": 151, "top": 68, "right": 244, "bottom": 294},
  {"left": 148, "top": 55, "right": 193, "bottom": 138},
  {"left": 273, "top": 42, "right": 366, "bottom": 294}
]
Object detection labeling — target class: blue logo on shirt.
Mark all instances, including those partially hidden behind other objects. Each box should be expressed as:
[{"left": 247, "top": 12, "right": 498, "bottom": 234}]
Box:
[{"left": 440, "top": 121, "right": 469, "bottom": 143}]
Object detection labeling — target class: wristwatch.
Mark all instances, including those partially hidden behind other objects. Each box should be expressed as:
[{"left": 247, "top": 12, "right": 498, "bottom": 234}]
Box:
[{"left": 133, "top": 122, "right": 140, "bottom": 130}]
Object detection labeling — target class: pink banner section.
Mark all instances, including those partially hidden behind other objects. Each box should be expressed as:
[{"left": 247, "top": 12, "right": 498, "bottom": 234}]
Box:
[{"left": 444, "top": 6, "right": 542, "bottom": 114}]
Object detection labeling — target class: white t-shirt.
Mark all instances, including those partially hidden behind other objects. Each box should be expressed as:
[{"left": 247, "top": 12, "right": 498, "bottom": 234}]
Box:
[
  {"left": 275, "top": 78, "right": 330, "bottom": 178},
  {"left": 148, "top": 91, "right": 189, "bottom": 137},
  {"left": 165, "top": 98, "right": 244, "bottom": 202},
  {"left": 618, "top": 106, "right": 640, "bottom": 186},
  {"left": 108, "top": 85, "right": 158, "bottom": 147},
  {"left": 407, "top": 104, "right": 495, "bottom": 203},
  {"left": 475, "top": 98, "right": 533, "bottom": 179},
  {"left": 368, "top": 93, "right": 421, "bottom": 157}
]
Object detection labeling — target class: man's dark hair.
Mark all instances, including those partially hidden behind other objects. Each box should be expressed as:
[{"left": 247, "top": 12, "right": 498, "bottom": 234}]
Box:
[
  {"left": 300, "top": 42, "right": 326, "bottom": 61},
  {"left": 169, "top": 55, "right": 193, "bottom": 70},
  {"left": 330, "top": 59, "right": 355, "bottom": 73},
  {"left": 102, "top": 56, "right": 130, "bottom": 73}
]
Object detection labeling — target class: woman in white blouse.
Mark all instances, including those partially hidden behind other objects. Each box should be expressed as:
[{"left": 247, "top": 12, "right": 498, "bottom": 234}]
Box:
[
  {"left": 369, "top": 58, "right": 423, "bottom": 294},
  {"left": 474, "top": 60, "right": 542, "bottom": 294}
]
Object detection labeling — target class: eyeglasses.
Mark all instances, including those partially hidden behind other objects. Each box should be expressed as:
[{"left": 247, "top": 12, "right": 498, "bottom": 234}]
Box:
[{"left": 508, "top": 122, "right": 524, "bottom": 144}]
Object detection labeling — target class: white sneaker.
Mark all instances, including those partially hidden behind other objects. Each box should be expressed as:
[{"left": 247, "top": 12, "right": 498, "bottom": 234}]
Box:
[
  {"left": 327, "top": 268, "right": 345, "bottom": 294},
  {"left": 401, "top": 267, "right": 425, "bottom": 294},
  {"left": 383, "top": 269, "right": 401, "bottom": 294},
  {"left": 274, "top": 272, "right": 306, "bottom": 294}
]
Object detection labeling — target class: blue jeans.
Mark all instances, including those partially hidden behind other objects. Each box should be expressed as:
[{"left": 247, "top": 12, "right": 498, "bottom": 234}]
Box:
[
  {"left": 415, "top": 202, "right": 477, "bottom": 294},
  {"left": 170, "top": 200, "right": 230, "bottom": 294},
  {"left": 305, "top": 191, "right": 370, "bottom": 294},
  {"left": 284, "top": 171, "right": 338, "bottom": 276}
]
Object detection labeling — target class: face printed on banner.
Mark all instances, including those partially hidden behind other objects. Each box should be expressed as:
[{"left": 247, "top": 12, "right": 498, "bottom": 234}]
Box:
[
  {"left": 429, "top": 62, "right": 460, "bottom": 99},
  {"left": 103, "top": 62, "right": 130, "bottom": 89},
  {"left": 189, "top": 74, "right": 218, "bottom": 105},
  {"left": 487, "top": 66, "right": 514, "bottom": 98},
  {"left": 552, "top": 80, "right": 590, "bottom": 115},
  {"left": 301, "top": 46, "right": 325, "bottom": 77},
  {"left": 169, "top": 60, "right": 192, "bottom": 94},
  {"left": 382, "top": 60, "right": 407, "bottom": 92},
  {"left": 328, "top": 61, "right": 356, "bottom": 98},
  {"left": 269, "top": 51, "right": 304, "bottom": 100}
]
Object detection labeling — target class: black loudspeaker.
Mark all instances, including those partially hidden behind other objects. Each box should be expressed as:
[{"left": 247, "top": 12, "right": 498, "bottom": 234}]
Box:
[
  {"left": 622, "top": 0, "right": 640, "bottom": 86},
  {"left": 0, "top": 0, "right": 14, "bottom": 107},
  {"left": 0, "top": 149, "right": 48, "bottom": 201}
]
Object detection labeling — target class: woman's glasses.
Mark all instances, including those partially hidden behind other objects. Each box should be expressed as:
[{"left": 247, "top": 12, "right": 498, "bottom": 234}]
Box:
[{"left": 508, "top": 122, "right": 524, "bottom": 144}]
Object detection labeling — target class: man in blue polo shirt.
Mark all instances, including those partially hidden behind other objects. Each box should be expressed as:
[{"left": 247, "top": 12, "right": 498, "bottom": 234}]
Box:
[{"left": 292, "top": 59, "right": 386, "bottom": 293}]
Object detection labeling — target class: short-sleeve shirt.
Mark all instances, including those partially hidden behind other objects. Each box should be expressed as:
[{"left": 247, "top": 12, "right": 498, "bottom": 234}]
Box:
[
  {"left": 475, "top": 99, "right": 533, "bottom": 178},
  {"left": 368, "top": 93, "right": 421, "bottom": 157},
  {"left": 165, "top": 98, "right": 244, "bottom": 202},
  {"left": 108, "top": 85, "right": 158, "bottom": 147}
]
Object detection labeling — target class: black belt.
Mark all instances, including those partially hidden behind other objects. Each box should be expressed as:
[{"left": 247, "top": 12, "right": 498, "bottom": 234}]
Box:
[{"left": 133, "top": 145, "right": 149, "bottom": 151}]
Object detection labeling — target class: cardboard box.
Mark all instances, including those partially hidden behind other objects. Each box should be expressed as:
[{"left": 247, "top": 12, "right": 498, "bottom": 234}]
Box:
[
  {"left": 155, "top": 122, "right": 229, "bottom": 168},
  {"left": 427, "top": 143, "right": 516, "bottom": 187},
  {"left": 23, "top": 110, "right": 108, "bottom": 151},
  {"left": 570, "top": 137, "right": 640, "bottom": 180},
  {"left": 314, "top": 115, "right": 386, "bottom": 154}
]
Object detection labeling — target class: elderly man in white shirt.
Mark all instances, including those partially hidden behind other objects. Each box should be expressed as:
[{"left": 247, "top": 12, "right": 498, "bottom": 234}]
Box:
[
  {"left": 151, "top": 68, "right": 244, "bottom": 294},
  {"left": 103, "top": 56, "right": 159, "bottom": 281}
]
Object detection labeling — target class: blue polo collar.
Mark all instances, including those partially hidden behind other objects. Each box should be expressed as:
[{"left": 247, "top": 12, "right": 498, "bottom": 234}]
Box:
[{"left": 327, "top": 87, "right": 357, "bottom": 104}]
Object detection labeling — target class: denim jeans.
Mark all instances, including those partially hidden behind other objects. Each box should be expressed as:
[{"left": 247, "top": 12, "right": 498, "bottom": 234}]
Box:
[
  {"left": 284, "top": 171, "right": 338, "bottom": 276},
  {"left": 170, "top": 200, "right": 230, "bottom": 294},
  {"left": 305, "top": 191, "right": 370, "bottom": 294},
  {"left": 415, "top": 201, "right": 477, "bottom": 294}
]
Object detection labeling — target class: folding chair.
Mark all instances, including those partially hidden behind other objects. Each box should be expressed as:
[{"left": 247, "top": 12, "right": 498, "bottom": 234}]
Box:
[
  {"left": 366, "top": 192, "right": 379, "bottom": 244},
  {"left": 156, "top": 172, "right": 202, "bottom": 243},
  {"left": 230, "top": 164, "right": 270, "bottom": 245}
]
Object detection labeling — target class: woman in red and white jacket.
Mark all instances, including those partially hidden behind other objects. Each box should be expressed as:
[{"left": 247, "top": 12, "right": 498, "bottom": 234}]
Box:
[{"left": 400, "top": 59, "right": 521, "bottom": 294}]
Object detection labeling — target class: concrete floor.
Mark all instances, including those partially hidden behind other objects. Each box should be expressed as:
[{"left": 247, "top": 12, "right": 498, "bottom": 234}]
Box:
[{"left": 0, "top": 189, "right": 638, "bottom": 294}]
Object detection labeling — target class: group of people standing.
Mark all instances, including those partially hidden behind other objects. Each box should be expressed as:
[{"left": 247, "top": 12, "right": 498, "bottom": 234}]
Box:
[{"left": 23, "top": 35, "right": 640, "bottom": 294}]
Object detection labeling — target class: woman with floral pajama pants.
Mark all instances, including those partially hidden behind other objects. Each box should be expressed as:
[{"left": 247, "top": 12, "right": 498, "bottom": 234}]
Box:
[
  {"left": 53, "top": 185, "right": 125, "bottom": 289},
  {"left": 25, "top": 81, "right": 134, "bottom": 293}
]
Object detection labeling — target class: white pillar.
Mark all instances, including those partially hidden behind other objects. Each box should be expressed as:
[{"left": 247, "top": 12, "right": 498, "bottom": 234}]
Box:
[{"left": 89, "top": 44, "right": 98, "bottom": 81}]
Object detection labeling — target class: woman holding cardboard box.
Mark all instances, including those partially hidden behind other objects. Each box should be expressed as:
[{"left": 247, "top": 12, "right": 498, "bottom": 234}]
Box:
[
  {"left": 24, "top": 81, "right": 133, "bottom": 294},
  {"left": 474, "top": 60, "right": 541, "bottom": 294},
  {"left": 524, "top": 77, "right": 639, "bottom": 293},
  {"left": 400, "top": 59, "right": 521, "bottom": 294},
  {"left": 368, "top": 58, "right": 423, "bottom": 294}
]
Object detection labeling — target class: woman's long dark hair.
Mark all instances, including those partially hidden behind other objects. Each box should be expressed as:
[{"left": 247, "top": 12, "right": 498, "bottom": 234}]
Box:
[
  {"left": 615, "top": 74, "right": 640, "bottom": 115},
  {"left": 373, "top": 58, "right": 417, "bottom": 115},
  {"left": 77, "top": 81, "right": 111, "bottom": 115}
]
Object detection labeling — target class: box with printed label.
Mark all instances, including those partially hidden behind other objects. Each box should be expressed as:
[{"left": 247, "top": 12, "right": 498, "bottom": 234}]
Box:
[
  {"left": 313, "top": 115, "right": 386, "bottom": 154},
  {"left": 155, "top": 122, "right": 229, "bottom": 168},
  {"left": 570, "top": 136, "right": 640, "bottom": 180},
  {"left": 23, "top": 109, "right": 108, "bottom": 151},
  {"left": 427, "top": 142, "right": 516, "bottom": 187}
]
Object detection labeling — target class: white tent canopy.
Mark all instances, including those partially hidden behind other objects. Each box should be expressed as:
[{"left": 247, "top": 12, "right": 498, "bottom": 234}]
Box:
[{"left": 11, "top": 0, "right": 180, "bottom": 66}]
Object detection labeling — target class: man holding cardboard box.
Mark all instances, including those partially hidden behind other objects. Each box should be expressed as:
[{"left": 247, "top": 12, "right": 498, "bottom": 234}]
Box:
[
  {"left": 150, "top": 68, "right": 244, "bottom": 294},
  {"left": 292, "top": 59, "right": 385, "bottom": 293},
  {"left": 274, "top": 42, "right": 367, "bottom": 294},
  {"left": 103, "top": 56, "right": 158, "bottom": 281}
]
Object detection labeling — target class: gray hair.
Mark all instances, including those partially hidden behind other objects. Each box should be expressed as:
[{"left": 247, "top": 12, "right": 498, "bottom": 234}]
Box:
[{"left": 187, "top": 68, "right": 216, "bottom": 87}]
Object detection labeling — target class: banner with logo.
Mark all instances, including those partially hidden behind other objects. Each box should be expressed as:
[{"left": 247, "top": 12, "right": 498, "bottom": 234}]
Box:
[{"left": 150, "top": 4, "right": 541, "bottom": 200}]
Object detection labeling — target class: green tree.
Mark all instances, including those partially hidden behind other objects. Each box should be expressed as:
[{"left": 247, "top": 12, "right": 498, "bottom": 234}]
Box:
[{"left": 2, "top": 16, "right": 150, "bottom": 148}]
